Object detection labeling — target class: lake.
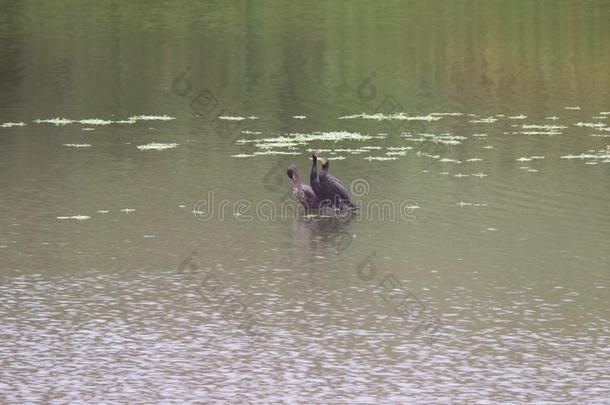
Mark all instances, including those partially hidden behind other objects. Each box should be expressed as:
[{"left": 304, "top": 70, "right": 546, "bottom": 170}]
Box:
[{"left": 0, "top": 1, "right": 609, "bottom": 403}]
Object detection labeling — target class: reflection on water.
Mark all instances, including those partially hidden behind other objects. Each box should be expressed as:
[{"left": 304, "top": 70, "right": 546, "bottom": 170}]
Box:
[{"left": 1, "top": 1, "right": 609, "bottom": 402}]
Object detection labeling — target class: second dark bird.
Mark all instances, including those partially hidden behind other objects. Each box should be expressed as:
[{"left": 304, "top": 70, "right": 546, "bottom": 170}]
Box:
[{"left": 311, "top": 151, "right": 358, "bottom": 210}]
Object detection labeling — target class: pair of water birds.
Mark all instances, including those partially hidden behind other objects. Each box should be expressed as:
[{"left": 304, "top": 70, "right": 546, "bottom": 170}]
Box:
[{"left": 287, "top": 151, "right": 358, "bottom": 211}]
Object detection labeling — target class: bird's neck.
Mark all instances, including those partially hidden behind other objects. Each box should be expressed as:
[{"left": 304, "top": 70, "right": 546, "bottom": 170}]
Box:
[
  {"left": 310, "top": 157, "right": 318, "bottom": 181},
  {"left": 320, "top": 165, "right": 329, "bottom": 178}
]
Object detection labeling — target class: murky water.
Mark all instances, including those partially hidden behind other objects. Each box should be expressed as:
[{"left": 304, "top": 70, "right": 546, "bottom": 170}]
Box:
[{"left": 1, "top": 2, "right": 609, "bottom": 403}]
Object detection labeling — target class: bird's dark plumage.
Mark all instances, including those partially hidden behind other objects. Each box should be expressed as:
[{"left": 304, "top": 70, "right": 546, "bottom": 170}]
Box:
[
  {"left": 287, "top": 164, "right": 321, "bottom": 209},
  {"left": 310, "top": 152, "right": 322, "bottom": 197},
  {"left": 318, "top": 158, "right": 358, "bottom": 210}
]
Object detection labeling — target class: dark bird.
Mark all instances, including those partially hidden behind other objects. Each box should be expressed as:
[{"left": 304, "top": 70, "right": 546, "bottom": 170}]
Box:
[
  {"left": 318, "top": 157, "right": 358, "bottom": 210},
  {"left": 287, "top": 164, "right": 321, "bottom": 209},
  {"left": 310, "top": 151, "right": 322, "bottom": 197}
]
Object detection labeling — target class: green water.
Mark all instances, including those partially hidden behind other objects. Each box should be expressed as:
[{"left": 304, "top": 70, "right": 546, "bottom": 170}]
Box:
[{"left": 1, "top": 1, "right": 609, "bottom": 402}]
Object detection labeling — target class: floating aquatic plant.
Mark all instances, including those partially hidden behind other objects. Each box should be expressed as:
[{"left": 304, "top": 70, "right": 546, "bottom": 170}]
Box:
[
  {"left": 521, "top": 130, "right": 562, "bottom": 136},
  {"left": 338, "top": 112, "right": 442, "bottom": 122},
  {"left": 34, "top": 117, "right": 74, "bottom": 125},
  {"left": 255, "top": 140, "right": 301, "bottom": 149},
  {"left": 219, "top": 116, "right": 245, "bottom": 121},
  {"left": 430, "top": 112, "right": 463, "bottom": 116},
  {"left": 235, "top": 139, "right": 259, "bottom": 145},
  {"left": 253, "top": 150, "right": 300, "bottom": 155},
  {"left": 595, "top": 126, "right": 610, "bottom": 132},
  {"left": 522, "top": 124, "right": 567, "bottom": 130},
  {"left": 575, "top": 122, "right": 606, "bottom": 128},
  {"left": 331, "top": 148, "right": 368, "bottom": 154},
  {"left": 561, "top": 147, "right": 610, "bottom": 163},
  {"left": 136, "top": 143, "right": 178, "bottom": 151},
  {"left": 1, "top": 122, "right": 26, "bottom": 128},
  {"left": 33, "top": 115, "right": 175, "bottom": 127},
  {"left": 416, "top": 151, "right": 440, "bottom": 159},
  {"left": 63, "top": 144, "right": 91, "bottom": 148},
  {"left": 231, "top": 154, "right": 256, "bottom": 158},
  {"left": 128, "top": 115, "right": 175, "bottom": 121},
  {"left": 57, "top": 215, "right": 90, "bottom": 220},
  {"left": 290, "top": 131, "right": 373, "bottom": 142},
  {"left": 457, "top": 201, "right": 488, "bottom": 207},
  {"left": 78, "top": 119, "right": 113, "bottom": 126},
  {"left": 469, "top": 117, "right": 497, "bottom": 123},
  {"left": 386, "top": 146, "right": 413, "bottom": 151},
  {"left": 364, "top": 156, "right": 398, "bottom": 161}
]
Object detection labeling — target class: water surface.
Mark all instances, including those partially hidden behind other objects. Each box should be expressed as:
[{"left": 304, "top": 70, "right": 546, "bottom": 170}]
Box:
[{"left": 1, "top": 1, "right": 609, "bottom": 403}]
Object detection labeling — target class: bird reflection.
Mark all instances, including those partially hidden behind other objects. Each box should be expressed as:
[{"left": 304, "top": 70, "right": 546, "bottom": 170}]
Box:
[{"left": 290, "top": 211, "right": 356, "bottom": 258}]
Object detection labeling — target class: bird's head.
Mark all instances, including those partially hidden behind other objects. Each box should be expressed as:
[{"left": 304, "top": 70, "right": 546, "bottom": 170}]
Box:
[
  {"left": 319, "top": 158, "right": 329, "bottom": 168},
  {"left": 286, "top": 164, "right": 298, "bottom": 179},
  {"left": 312, "top": 150, "right": 319, "bottom": 159}
]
